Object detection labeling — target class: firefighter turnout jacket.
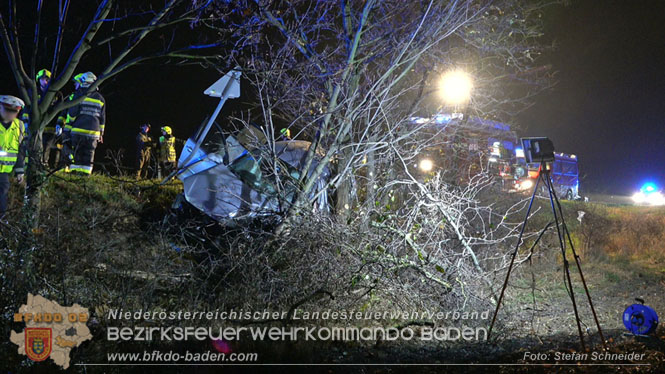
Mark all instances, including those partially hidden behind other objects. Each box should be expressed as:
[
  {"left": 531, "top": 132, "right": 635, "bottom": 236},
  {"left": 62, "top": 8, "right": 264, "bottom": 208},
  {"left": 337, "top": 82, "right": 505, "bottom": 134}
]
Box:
[
  {"left": 59, "top": 88, "right": 106, "bottom": 175},
  {"left": 159, "top": 134, "right": 176, "bottom": 163},
  {"left": 60, "top": 89, "right": 106, "bottom": 139}
]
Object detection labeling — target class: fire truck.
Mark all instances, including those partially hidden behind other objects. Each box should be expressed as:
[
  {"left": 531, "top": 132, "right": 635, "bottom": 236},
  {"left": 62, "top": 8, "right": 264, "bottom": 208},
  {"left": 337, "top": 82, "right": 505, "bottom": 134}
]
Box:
[{"left": 410, "top": 114, "right": 520, "bottom": 186}]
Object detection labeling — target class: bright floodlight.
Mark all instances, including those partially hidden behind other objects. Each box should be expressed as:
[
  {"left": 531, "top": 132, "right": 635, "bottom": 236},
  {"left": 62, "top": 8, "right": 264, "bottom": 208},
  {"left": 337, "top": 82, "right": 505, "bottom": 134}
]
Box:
[
  {"left": 419, "top": 159, "right": 434, "bottom": 172},
  {"left": 440, "top": 70, "right": 473, "bottom": 105}
]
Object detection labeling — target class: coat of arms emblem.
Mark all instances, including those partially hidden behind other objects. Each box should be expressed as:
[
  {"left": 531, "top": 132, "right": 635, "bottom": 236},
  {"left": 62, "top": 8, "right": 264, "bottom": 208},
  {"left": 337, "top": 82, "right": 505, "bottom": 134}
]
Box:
[{"left": 25, "top": 328, "right": 52, "bottom": 362}]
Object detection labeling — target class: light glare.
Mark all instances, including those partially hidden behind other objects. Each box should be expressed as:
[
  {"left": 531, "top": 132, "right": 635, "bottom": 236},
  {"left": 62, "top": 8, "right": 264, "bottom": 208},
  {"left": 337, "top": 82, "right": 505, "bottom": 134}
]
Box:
[
  {"left": 440, "top": 70, "right": 473, "bottom": 105},
  {"left": 419, "top": 159, "right": 434, "bottom": 172},
  {"left": 520, "top": 179, "right": 534, "bottom": 190}
]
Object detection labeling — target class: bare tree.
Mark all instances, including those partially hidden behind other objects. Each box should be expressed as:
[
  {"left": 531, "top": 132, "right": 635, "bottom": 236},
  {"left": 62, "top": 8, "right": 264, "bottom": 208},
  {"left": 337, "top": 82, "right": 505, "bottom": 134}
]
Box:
[
  {"left": 195, "top": 0, "right": 553, "bottom": 222},
  {"left": 180, "top": 0, "right": 558, "bottom": 305},
  {"left": 0, "top": 0, "right": 223, "bottom": 229}
]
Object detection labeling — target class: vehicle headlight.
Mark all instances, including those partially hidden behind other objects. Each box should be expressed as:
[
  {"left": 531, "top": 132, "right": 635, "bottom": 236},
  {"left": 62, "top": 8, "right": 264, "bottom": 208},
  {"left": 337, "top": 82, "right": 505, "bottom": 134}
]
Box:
[
  {"left": 647, "top": 192, "right": 665, "bottom": 206},
  {"left": 632, "top": 192, "right": 646, "bottom": 204},
  {"left": 633, "top": 191, "right": 665, "bottom": 205},
  {"left": 520, "top": 179, "right": 534, "bottom": 190}
]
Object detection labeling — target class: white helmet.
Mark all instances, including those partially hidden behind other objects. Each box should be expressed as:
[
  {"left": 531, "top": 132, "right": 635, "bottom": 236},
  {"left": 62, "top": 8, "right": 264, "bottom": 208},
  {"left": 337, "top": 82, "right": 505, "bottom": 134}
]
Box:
[
  {"left": 73, "top": 72, "right": 97, "bottom": 87},
  {"left": 0, "top": 95, "right": 25, "bottom": 109}
]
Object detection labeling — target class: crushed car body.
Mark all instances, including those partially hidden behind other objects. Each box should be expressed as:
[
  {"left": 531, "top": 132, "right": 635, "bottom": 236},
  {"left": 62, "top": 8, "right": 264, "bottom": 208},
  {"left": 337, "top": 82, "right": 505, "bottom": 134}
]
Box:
[{"left": 173, "top": 68, "right": 330, "bottom": 221}]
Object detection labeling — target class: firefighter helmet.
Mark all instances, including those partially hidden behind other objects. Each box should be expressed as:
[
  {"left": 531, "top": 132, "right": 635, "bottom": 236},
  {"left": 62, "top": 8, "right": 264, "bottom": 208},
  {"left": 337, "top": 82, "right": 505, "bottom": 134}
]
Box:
[
  {"left": 161, "top": 126, "right": 172, "bottom": 135},
  {"left": 0, "top": 95, "right": 25, "bottom": 109},
  {"left": 36, "top": 69, "right": 52, "bottom": 81},
  {"left": 73, "top": 72, "right": 97, "bottom": 87}
]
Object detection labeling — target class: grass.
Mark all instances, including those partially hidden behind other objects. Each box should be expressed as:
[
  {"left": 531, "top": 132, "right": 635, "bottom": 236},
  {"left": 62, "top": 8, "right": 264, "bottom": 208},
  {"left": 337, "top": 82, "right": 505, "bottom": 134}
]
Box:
[
  {"left": 603, "top": 270, "right": 621, "bottom": 283},
  {"left": 502, "top": 198, "right": 665, "bottom": 316},
  {"left": 42, "top": 172, "right": 183, "bottom": 218}
]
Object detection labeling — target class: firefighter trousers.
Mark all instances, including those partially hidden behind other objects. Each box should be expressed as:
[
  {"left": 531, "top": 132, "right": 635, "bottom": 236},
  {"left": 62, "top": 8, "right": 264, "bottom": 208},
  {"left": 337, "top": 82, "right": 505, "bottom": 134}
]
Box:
[
  {"left": 0, "top": 173, "right": 9, "bottom": 218},
  {"left": 159, "top": 161, "right": 175, "bottom": 179},
  {"left": 71, "top": 134, "right": 99, "bottom": 175},
  {"left": 136, "top": 150, "right": 151, "bottom": 179}
]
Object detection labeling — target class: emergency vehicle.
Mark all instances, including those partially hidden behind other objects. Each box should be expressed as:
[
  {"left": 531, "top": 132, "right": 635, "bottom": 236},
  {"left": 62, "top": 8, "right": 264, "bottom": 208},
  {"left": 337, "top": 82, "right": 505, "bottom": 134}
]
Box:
[{"left": 513, "top": 152, "right": 580, "bottom": 200}]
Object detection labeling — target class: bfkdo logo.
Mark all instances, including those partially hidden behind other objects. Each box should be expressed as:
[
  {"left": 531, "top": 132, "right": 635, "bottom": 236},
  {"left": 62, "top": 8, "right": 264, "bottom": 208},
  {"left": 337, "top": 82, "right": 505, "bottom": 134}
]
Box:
[
  {"left": 25, "top": 328, "right": 52, "bottom": 361},
  {"left": 10, "top": 294, "right": 93, "bottom": 369}
]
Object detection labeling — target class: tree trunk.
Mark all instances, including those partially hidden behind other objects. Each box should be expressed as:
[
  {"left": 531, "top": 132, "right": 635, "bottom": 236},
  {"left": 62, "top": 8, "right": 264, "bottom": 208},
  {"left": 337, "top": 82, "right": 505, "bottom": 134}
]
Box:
[
  {"left": 335, "top": 147, "right": 354, "bottom": 221},
  {"left": 23, "top": 127, "right": 45, "bottom": 229},
  {"left": 23, "top": 153, "right": 43, "bottom": 228},
  {"left": 15, "top": 130, "right": 44, "bottom": 290}
]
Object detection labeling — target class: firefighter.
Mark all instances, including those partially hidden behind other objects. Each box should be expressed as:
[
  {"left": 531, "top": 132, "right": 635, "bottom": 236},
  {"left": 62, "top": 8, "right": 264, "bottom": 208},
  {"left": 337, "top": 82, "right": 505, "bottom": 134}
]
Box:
[
  {"left": 61, "top": 72, "right": 105, "bottom": 176},
  {"left": 0, "top": 95, "right": 26, "bottom": 219},
  {"left": 279, "top": 128, "right": 291, "bottom": 140},
  {"left": 158, "top": 126, "right": 176, "bottom": 178},
  {"left": 24, "top": 69, "right": 64, "bottom": 169},
  {"left": 136, "top": 123, "right": 153, "bottom": 179},
  {"left": 21, "top": 69, "right": 50, "bottom": 125}
]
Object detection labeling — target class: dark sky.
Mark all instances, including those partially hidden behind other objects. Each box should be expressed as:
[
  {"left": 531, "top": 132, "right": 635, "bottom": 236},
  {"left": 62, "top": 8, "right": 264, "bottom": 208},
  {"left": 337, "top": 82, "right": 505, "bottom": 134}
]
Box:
[
  {"left": 3, "top": 1, "right": 664, "bottom": 194},
  {"left": 517, "top": 0, "right": 665, "bottom": 194}
]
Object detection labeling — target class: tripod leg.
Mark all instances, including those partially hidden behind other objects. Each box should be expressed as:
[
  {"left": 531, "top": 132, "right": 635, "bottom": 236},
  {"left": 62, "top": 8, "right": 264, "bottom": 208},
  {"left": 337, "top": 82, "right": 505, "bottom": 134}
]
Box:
[
  {"left": 544, "top": 172, "right": 586, "bottom": 350},
  {"left": 552, "top": 187, "right": 608, "bottom": 349},
  {"left": 488, "top": 175, "right": 541, "bottom": 339}
]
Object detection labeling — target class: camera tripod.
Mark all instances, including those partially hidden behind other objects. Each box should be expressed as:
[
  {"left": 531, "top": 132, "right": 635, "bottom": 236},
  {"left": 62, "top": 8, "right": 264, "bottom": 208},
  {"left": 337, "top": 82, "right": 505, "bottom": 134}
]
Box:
[{"left": 488, "top": 163, "right": 607, "bottom": 351}]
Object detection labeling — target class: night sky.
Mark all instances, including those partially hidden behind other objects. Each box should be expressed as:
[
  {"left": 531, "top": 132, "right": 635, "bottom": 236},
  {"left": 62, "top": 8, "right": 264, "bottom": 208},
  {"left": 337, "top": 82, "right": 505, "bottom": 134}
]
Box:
[
  {"left": 517, "top": 0, "right": 665, "bottom": 194},
  {"left": 3, "top": 1, "right": 664, "bottom": 195}
]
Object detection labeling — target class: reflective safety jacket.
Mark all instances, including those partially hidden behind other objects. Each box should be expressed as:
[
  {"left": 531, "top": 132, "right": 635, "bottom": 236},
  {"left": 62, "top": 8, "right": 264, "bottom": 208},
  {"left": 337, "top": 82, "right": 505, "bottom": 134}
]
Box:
[
  {"left": 159, "top": 134, "right": 176, "bottom": 162},
  {"left": 60, "top": 89, "right": 106, "bottom": 139},
  {"left": 0, "top": 118, "right": 26, "bottom": 174}
]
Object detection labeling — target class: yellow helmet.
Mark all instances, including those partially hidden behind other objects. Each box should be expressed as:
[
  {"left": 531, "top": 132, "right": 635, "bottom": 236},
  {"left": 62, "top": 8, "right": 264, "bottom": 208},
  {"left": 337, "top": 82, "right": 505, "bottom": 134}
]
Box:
[
  {"left": 36, "top": 69, "right": 52, "bottom": 81},
  {"left": 73, "top": 72, "right": 97, "bottom": 87},
  {"left": 161, "top": 126, "right": 172, "bottom": 135}
]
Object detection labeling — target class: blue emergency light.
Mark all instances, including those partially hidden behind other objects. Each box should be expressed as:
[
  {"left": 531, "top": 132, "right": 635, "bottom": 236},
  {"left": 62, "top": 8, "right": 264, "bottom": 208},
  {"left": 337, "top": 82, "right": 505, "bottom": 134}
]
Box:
[{"left": 641, "top": 182, "right": 658, "bottom": 194}]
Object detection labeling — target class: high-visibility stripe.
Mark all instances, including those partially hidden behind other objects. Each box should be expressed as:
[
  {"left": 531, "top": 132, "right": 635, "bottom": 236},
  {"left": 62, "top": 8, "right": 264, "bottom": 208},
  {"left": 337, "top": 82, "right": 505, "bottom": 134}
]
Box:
[
  {"left": 0, "top": 118, "right": 22, "bottom": 173},
  {"left": 44, "top": 126, "right": 56, "bottom": 133},
  {"left": 71, "top": 128, "right": 101, "bottom": 137},
  {"left": 66, "top": 114, "right": 76, "bottom": 124},
  {"left": 64, "top": 125, "right": 73, "bottom": 131},
  {"left": 83, "top": 97, "right": 104, "bottom": 106},
  {"left": 70, "top": 165, "right": 92, "bottom": 174}
]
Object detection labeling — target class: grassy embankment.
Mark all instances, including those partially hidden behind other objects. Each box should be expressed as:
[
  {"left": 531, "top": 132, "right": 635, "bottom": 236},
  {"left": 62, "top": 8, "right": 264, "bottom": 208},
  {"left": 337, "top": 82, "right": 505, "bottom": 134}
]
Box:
[{"left": 2, "top": 176, "right": 664, "bottom": 371}]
